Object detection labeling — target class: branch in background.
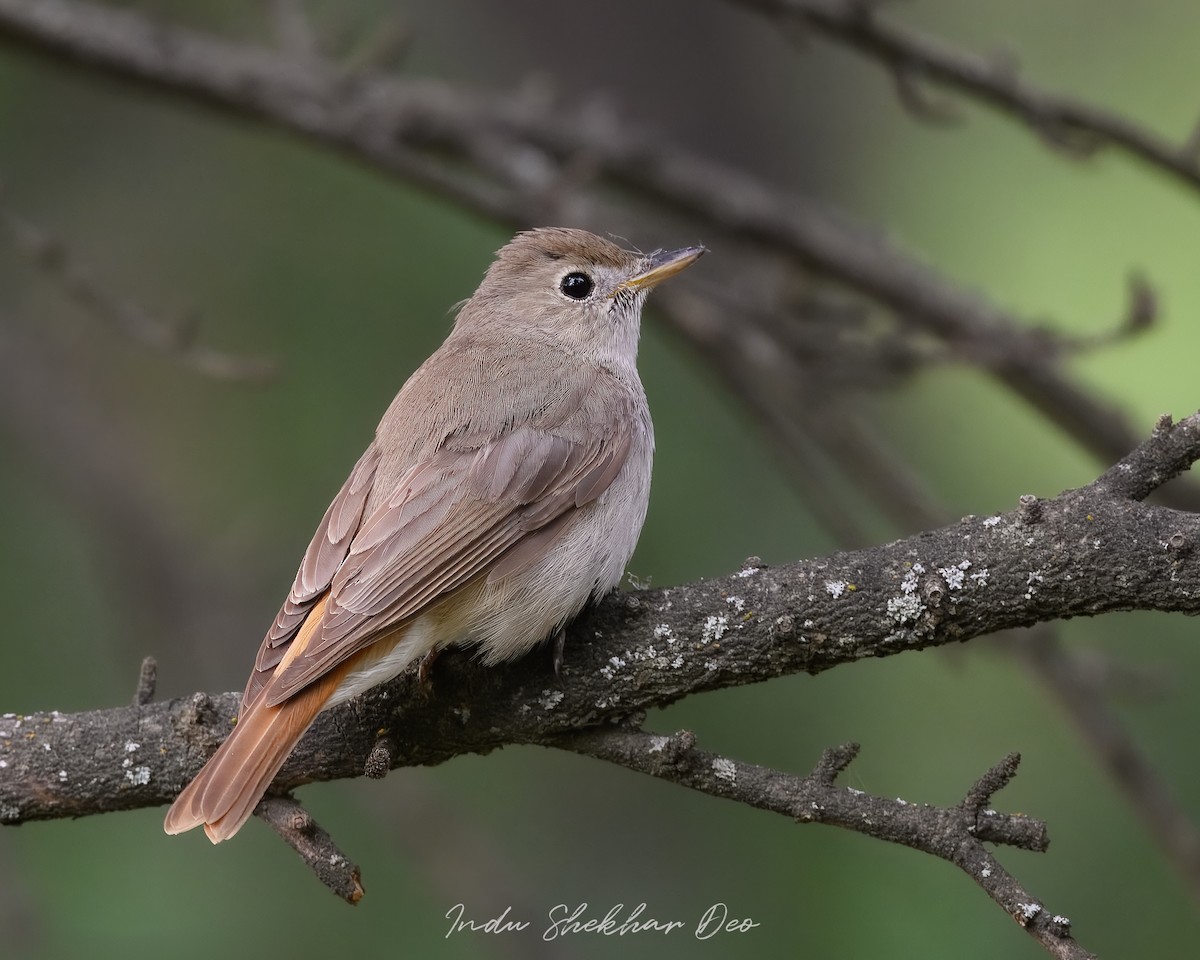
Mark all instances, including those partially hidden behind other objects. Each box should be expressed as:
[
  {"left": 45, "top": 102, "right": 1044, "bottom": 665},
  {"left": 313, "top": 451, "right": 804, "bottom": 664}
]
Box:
[
  {"left": 658, "top": 285, "right": 947, "bottom": 546},
  {"left": 1004, "top": 626, "right": 1200, "bottom": 899},
  {"left": 698, "top": 313, "right": 1200, "bottom": 908},
  {"left": 736, "top": 0, "right": 1200, "bottom": 193},
  {"left": 665, "top": 279, "right": 1200, "bottom": 906},
  {"left": 560, "top": 731, "right": 1091, "bottom": 960},
  {"left": 0, "top": 195, "right": 278, "bottom": 382},
  {"left": 0, "top": 0, "right": 1175, "bottom": 488},
  {"left": 0, "top": 318, "right": 256, "bottom": 666}
]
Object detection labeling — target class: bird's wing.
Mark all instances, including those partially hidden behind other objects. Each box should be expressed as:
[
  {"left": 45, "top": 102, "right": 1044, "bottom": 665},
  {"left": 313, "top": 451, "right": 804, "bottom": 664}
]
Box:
[
  {"left": 247, "top": 416, "right": 634, "bottom": 709},
  {"left": 241, "top": 443, "right": 382, "bottom": 714}
]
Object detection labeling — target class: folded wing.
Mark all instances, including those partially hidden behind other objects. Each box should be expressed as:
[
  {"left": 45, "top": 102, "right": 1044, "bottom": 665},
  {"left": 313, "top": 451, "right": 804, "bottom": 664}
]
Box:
[{"left": 246, "top": 416, "right": 634, "bottom": 710}]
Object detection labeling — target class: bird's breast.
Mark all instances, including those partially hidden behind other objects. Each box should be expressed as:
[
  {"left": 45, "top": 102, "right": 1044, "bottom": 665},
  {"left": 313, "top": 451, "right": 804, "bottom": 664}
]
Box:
[{"left": 468, "top": 412, "right": 653, "bottom": 664}]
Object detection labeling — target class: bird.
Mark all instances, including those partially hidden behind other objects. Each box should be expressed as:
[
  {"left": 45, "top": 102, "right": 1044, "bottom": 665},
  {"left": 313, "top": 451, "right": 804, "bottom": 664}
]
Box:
[{"left": 163, "top": 226, "right": 705, "bottom": 842}]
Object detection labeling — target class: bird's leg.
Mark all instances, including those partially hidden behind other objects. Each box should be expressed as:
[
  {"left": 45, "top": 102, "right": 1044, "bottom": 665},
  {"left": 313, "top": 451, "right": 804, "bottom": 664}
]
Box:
[{"left": 551, "top": 626, "right": 567, "bottom": 682}]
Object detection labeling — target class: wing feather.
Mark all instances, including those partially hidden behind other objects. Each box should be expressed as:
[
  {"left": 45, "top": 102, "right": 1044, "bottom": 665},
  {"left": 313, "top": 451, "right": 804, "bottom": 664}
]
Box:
[
  {"left": 298, "top": 445, "right": 380, "bottom": 595},
  {"left": 260, "top": 416, "right": 634, "bottom": 706},
  {"left": 240, "top": 444, "right": 381, "bottom": 713}
]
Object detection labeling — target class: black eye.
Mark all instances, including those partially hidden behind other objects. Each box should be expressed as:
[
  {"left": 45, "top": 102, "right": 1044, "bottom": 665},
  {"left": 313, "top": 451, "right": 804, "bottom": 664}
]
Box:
[{"left": 559, "top": 272, "right": 594, "bottom": 300}]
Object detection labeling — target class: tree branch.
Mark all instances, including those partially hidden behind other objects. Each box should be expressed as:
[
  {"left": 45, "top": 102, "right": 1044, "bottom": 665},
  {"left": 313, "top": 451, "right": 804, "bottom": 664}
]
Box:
[
  {"left": 254, "top": 796, "right": 363, "bottom": 904},
  {"left": 0, "top": 4, "right": 1193, "bottom": 952},
  {"left": 1004, "top": 626, "right": 1200, "bottom": 900},
  {"left": 560, "top": 730, "right": 1091, "bottom": 960},
  {"left": 0, "top": 0, "right": 1171, "bottom": 483},
  {"left": 3, "top": 410, "right": 1199, "bottom": 952},
  {"left": 736, "top": 0, "right": 1200, "bottom": 194},
  {"left": 0, "top": 316, "right": 258, "bottom": 664}
]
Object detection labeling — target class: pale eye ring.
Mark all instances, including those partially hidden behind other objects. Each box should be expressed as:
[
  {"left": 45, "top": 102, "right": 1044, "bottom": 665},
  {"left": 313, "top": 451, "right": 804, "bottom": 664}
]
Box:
[{"left": 559, "top": 271, "right": 594, "bottom": 300}]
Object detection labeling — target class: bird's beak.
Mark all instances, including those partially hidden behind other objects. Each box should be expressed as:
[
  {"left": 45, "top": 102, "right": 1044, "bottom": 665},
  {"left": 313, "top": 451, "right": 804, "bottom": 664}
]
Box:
[{"left": 614, "top": 245, "right": 707, "bottom": 296}]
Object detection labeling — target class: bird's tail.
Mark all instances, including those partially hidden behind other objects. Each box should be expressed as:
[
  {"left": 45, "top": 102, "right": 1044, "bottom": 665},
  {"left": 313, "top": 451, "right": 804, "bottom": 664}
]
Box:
[
  {"left": 164, "top": 593, "right": 345, "bottom": 843},
  {"left": 162, "top": 671, "right": 340, "bottom": 842}
]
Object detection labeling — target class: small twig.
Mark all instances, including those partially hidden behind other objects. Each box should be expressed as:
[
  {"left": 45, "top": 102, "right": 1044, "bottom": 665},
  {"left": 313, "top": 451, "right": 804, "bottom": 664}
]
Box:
[
  {"left": 132, "top": 657, "right": 158, "bottom": 707},
  {"left": 810, "top": 741, "right": 859, "bottom": 784},
  {"left": 1055, "top": 273, "right": 1158, "bottom": 354},
  {"left": 962, "top": 751, "right": 1022, "bottom": 814},
  {"left": 255, "top": 795, "right": 364, "bottom": 903},
  {"left": 0, "top": 198, "right": 278, "bottom": 382},
  {"left": 717, "top": 359, "right": 1200, "bottom": 906},
  {"left": 0, "top": 0, "right": 1171, "bottom": 484},
  {"left": 736, "top": 0, "right": 1200, "bottom": 192},
  {"left": 1091, "top": 412, "right": 1200, "bottom": 501},
  {"left": 557, "top": 729, "right": 1087, "bottom": 959},
  {"left": 656, "top": 285, "right": 947, "bottom": 544}
]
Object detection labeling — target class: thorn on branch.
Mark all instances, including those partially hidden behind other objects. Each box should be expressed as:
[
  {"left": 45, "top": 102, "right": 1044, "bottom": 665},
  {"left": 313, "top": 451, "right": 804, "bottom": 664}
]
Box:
[
  {"left": 256, "top": 795, "right": 364, "bottom": 904},
  {"left": 1017, "top": 494, "right": 1042, "bottom": 524},
  {"left": 811, "top": 742, "right": 860, "bottom": 785},
  {"left": 181, "top": 691, "right": 221, "bottom": 729},
  {"left": 963, "top": 751, "right": 1022, "bottom": 818},
  {"left": 132, "top": 657, "right": 158, "bottom": 706}
]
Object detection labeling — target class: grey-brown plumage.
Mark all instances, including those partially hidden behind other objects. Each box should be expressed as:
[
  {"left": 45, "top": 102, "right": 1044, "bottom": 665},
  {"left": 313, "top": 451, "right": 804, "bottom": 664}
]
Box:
[{"left": 164, "top": 227, "right": 705, "bottom": 842}]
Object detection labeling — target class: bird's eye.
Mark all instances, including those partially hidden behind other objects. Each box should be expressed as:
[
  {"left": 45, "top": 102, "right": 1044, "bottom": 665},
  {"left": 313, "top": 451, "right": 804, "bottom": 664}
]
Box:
[{"left": 559, "top": 271, "right": 594, "bottom": 300}]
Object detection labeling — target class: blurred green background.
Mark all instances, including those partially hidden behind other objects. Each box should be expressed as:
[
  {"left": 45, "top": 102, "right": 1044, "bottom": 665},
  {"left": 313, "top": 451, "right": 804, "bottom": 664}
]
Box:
[{"left": 1, "top": 1, "right": 1198, "bottom": 957}]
